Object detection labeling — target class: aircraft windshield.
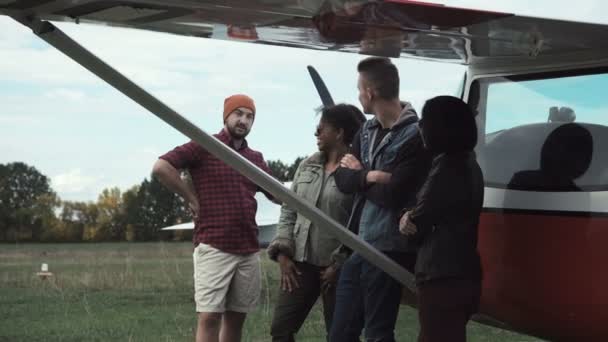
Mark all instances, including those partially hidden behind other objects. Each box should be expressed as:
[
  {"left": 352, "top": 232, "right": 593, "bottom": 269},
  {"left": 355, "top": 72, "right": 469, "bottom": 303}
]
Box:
[
  {"left": 476, "top": 68, "right": 608, "bottom": 191},
  {"left": 484, "top": 71, "right": 608, "bottom": 134}
]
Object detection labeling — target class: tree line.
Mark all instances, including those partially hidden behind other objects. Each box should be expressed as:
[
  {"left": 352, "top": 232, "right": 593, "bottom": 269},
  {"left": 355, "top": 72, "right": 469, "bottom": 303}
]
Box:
[{"left": 0, "top": 158, "right": 305, "bottom": 243}]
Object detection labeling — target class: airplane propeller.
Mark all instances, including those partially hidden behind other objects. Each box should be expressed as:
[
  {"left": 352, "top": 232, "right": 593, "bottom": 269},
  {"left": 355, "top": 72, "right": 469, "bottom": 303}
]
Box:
[{"left": 307, "top": 65, "right": 335, "bottom": 108}]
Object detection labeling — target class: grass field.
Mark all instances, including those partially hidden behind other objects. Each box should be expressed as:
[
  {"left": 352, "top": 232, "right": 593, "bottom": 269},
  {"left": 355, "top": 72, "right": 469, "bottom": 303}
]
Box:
[{"left": 0, "top": 242, "right": 543, "bottom": 341}]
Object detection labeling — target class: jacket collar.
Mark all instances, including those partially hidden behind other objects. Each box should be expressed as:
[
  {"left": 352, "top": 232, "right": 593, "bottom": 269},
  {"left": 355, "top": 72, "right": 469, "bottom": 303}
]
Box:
[
  {"left": 367, "top": 102, "right": 418, "bottom": 131},
  {"left": 303, "top": 152, "right": 326, "bottom": 168}
]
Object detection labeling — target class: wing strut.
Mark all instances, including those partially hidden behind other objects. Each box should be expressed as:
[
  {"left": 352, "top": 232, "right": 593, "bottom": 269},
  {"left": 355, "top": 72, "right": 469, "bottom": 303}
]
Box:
[{"left": 11, "top": 15, "right": 418, "bottom": 294}]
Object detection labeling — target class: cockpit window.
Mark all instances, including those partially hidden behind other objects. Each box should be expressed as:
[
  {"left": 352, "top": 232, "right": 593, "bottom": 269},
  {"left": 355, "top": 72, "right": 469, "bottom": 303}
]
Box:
[{"left": 476, "top": 69, "right": 608, "bottom": 192}]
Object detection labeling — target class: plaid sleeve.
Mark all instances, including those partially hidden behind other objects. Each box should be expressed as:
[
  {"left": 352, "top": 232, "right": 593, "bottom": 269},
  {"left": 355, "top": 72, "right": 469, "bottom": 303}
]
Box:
[
  {"left": 253, "top": 151, "right": 278, "bottom": 201},
  {"left": 159, "top": 141, "right": 205, "bottom": 169}
]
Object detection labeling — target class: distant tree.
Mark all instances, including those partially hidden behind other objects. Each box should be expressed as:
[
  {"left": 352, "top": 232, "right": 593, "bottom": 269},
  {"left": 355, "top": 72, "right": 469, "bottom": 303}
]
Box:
[
  {"left": 55, "top": 201, "right": 87, "bottom": 242},
  {"left": 267, "top": 160, "right": 290, "bottom": 182},
  {"left": 0, "top": 162, "right": 57, "bottom": 242},
  {"left": 78, "top": 202, "right": 100, "bottom": 242},
  {"left": 32, "top": 192, "right": 61, "bottom": 241},
  {"left": 128, "top": 177, "right": 190, "bottom": 241},
  {"left": 96, "top": 187, "right": 124, "bottom": 241},
  {"left": 266, "top": 156, "right": 308, "bottom": 183},
  {"left": 121, "top": 185, "right": 140, "bottom": 242},
  {"left": 287, "top": 156, "right": 307, "bottom": 181}
]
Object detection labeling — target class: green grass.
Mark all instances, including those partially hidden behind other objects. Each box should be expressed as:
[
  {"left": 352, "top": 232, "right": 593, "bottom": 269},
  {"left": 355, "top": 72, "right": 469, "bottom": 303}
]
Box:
[{"left": 0, "top": 242, "right": 543, "bottom": 341}]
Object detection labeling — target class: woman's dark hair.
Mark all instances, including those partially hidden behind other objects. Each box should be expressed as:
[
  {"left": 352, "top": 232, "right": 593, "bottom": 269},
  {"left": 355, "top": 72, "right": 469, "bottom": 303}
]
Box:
[
  {"left": 420, "top": 96, "right": 478, "bottom": 154},
  {"left": 321, "top": 104, "right": 366, "bottom": 145}
]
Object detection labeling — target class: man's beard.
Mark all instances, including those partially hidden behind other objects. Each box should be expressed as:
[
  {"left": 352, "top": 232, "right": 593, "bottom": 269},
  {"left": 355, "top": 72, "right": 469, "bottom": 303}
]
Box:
[{"left": 227, "top": 124, "right": 250, "bottom": 139}]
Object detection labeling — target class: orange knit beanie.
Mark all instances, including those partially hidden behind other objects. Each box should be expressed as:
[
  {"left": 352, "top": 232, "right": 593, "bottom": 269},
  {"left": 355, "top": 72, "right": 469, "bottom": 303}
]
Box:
[{"left": 223, "top": 94, "right": 256, "bottom": 122}]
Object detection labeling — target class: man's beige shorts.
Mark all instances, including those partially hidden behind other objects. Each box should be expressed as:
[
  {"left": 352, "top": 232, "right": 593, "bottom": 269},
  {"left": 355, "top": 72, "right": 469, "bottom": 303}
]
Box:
[{"left": 193, "top": 243, "right": 261, "bottom": 313}]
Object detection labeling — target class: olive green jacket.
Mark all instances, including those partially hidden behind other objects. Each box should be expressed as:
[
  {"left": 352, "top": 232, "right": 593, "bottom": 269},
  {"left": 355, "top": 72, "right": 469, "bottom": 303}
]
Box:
[{"left": 267, "top": 152, "right": 353, "bottom": 267}]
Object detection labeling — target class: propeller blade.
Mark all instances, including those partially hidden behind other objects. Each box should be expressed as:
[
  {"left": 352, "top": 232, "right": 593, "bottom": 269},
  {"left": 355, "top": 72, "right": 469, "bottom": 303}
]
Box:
[{"left": 307, "top": 65, "right": 335, "bottom": 107}]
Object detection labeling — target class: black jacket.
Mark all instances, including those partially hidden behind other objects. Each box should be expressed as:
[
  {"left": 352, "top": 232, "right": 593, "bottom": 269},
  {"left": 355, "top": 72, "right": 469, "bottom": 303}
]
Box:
[{"left": 409, "top": 151, "right": 484, "bottom": 284}]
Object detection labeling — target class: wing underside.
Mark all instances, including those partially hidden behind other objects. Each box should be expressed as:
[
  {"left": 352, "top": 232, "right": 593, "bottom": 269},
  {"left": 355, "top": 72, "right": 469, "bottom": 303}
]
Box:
[{"left": 2, "top": 0, "right": 608, "bottom": 65}]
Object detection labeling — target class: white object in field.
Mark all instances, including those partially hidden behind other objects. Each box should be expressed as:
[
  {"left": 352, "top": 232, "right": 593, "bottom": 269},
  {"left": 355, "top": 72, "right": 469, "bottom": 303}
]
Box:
[{"left": 37, "top": 263, "right": 53, "bottom": 279}]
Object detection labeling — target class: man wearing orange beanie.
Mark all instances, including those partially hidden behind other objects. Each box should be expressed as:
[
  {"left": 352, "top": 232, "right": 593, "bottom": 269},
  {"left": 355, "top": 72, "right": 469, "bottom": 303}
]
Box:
[
  {"left": 223, "top": 94, "right": 256, "bottom": 123},
  {"left": 153, "top": 93, "right": 274, "bottom": 342}
]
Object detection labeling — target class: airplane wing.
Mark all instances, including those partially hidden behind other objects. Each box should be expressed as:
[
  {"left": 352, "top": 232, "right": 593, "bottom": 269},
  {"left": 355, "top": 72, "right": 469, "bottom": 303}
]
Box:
[
  {"left": 160, "top": 222, "right": 194, "bottom": 231},
  {"left": 2, "top": 0, "right": 608, "bottom": 66}
]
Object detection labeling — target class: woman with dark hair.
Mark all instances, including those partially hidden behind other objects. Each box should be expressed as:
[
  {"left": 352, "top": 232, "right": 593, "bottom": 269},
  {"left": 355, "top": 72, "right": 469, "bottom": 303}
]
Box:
[
  {"left": 267, "top": 104, "right": 366, "bottom": 341},
  {"left": 399, "top": 96, "right": 484, "bottom": 342}
]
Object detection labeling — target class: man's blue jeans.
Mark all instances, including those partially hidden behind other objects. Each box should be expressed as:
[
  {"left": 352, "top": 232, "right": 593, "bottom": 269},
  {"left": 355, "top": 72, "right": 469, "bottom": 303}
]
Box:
[{"left": 329, "top": 252, "right": 415, "bottom": 342}]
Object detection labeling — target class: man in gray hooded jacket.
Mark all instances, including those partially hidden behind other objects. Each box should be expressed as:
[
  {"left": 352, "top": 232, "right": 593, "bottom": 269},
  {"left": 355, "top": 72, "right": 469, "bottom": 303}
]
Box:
[{"left": 329, "top": 57, "right": 432, "bottom": 342}]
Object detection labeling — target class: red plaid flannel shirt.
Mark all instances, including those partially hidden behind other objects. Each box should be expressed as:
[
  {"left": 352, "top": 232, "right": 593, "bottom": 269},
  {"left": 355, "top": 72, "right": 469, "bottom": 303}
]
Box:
[{"left": 160, "top": 129, "right": 274, "bottom": 254}]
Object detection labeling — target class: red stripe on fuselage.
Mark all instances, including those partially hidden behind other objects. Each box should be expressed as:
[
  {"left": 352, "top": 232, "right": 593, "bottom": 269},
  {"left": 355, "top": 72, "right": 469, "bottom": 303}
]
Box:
[{"left": 478, "top": 211, "right": 608, "bottom": 341}]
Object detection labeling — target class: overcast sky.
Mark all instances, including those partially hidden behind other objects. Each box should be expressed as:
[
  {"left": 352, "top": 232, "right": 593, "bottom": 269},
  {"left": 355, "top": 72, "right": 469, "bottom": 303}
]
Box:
[{"left": 1, "top": 0, "right": 607, "bottom": 202}]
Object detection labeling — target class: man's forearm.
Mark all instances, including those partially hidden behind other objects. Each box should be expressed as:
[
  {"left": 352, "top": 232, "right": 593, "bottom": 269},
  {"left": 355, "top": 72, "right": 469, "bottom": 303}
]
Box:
[
  {"left": 366, "top": 171, "right": 391, "bottom": 184},
  {"left": 152, "top": 159, "right": 197, "bottom": 204},
  {"left": 334, "top": 167, "right": 369, "bottom": 194}
]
